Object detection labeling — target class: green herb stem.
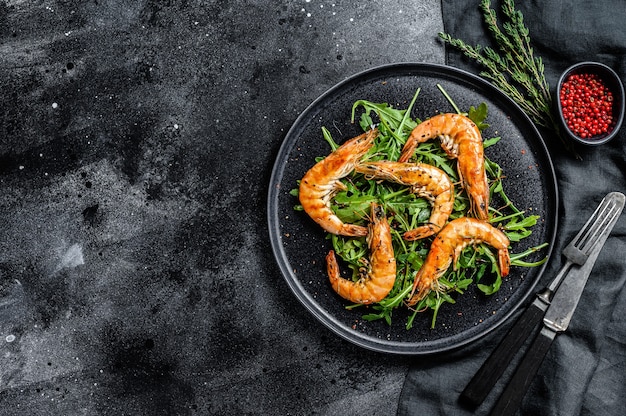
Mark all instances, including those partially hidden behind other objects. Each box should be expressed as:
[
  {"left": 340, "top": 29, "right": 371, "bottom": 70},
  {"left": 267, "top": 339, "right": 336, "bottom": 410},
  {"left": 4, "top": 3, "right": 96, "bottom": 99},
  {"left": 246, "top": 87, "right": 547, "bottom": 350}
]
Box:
[{"left": 438, "top": 0, "right": 574, "bottom": 154}]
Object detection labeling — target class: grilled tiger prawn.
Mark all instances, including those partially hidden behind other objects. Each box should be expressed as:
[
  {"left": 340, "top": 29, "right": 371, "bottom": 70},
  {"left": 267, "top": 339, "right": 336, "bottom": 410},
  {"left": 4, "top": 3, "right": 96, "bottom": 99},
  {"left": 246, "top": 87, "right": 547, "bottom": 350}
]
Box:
[
  {"left": 407, "top": 217, "right": 510, "bottom": 306},
  {"left": 355, "top": 160, "right": 454, "bottom": 240},
  {"left": 299, "top": 129, "right": 378, "bottom": 236},
  {"left": 398, "top": 113, "right": 490, "bottom": 220},
  {"left": 326, "top": 203, "right": 396, "bottom": 304}
]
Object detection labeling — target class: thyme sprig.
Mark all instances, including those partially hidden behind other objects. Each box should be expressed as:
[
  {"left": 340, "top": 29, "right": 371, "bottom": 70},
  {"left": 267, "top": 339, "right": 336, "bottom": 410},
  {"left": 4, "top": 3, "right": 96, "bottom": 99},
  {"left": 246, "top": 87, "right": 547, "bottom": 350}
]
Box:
[{"left": 439, "top": 0, "right": 570, "bottom": 151}]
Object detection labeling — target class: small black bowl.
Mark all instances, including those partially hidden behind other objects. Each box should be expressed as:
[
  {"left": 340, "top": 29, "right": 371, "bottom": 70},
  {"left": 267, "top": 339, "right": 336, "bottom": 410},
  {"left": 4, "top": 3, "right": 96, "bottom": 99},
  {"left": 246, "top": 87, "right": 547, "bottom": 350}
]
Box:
[{"left": 556, "top": 61, "right": 625, "bottom": 146}]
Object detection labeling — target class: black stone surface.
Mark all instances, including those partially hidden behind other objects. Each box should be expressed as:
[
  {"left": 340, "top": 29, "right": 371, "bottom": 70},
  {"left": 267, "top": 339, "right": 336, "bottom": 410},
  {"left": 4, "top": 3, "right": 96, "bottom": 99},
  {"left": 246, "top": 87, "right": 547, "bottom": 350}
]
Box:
[{"left": 0, "top": 1, "right": 443, "bottom": 415}]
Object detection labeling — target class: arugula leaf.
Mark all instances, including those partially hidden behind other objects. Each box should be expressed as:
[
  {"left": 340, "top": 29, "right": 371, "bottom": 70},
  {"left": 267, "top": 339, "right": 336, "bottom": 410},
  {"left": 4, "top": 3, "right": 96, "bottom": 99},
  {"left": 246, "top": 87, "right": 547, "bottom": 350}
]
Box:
[{"left": 468, "top": 102, "right": 490, "bottom": 131}]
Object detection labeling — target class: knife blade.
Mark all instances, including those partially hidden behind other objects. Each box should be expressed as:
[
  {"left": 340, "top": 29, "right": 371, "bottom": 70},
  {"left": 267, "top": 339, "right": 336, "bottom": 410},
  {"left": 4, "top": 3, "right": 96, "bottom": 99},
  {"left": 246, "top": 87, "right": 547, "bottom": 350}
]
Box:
[{"left": 489, "top": 191, "right": 625, "bottom": 416}]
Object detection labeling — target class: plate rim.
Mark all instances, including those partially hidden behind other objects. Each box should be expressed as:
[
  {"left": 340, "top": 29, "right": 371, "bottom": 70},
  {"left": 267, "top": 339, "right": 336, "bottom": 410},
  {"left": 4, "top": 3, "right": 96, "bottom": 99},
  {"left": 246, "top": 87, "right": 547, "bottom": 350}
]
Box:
[{"left": 267, "top": 62, "right": 559, "bottom": 355}]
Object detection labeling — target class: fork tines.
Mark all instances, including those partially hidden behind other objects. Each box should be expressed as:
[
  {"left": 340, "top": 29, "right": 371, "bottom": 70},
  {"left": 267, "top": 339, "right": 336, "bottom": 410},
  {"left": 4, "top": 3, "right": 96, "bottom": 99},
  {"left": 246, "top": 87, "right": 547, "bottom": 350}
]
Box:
[{"left": 571, "top": 195, "right": 622, "bottom": 256}]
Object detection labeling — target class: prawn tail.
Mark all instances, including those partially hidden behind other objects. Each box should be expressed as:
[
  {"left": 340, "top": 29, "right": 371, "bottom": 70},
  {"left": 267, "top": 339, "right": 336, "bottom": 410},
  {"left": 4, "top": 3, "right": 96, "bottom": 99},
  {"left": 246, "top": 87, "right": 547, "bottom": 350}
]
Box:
[
  {"left": 407, "top": 268, "right": 429, "bottom": 307},
  {"left": 498, "top": 248, "right": 511, "bottom": 277},
  {"left": 326, "top": 250, "right": 341, "bottom": 287},
  {"left": 403, "top": 224, "right": 440, "bottom": 241},
  {"left": 340, "top": 223, "right": 369, "bottom": 237},
  {"left": 397, "top": 146, "right": 414, "bottom": 163}
]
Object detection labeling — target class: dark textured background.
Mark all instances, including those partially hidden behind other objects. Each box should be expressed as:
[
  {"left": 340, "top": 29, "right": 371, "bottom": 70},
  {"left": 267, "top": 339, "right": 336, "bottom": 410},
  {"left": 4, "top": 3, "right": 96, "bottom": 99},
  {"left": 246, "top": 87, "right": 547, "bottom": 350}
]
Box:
[
  {"left": 0, "top": 1, "right": 443, "bottom": 414},
  {"left": 5, "top": 1, "right": 625, "bottom": 415}
]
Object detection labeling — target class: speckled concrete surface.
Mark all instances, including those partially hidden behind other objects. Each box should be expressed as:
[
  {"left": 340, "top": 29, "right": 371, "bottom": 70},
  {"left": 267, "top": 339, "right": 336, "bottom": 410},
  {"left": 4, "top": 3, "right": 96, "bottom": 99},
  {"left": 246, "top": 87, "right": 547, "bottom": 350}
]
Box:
[{"left": 0, "top": 1, "right": 443, "bottom": 414}]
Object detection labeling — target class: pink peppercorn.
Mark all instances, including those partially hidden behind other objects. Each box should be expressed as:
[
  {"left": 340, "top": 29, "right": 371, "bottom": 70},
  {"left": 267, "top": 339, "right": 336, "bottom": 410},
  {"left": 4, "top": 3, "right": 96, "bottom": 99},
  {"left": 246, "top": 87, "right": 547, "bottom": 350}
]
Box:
[{"left": 559, "top": 73, "right": 615, "bottom": 139}]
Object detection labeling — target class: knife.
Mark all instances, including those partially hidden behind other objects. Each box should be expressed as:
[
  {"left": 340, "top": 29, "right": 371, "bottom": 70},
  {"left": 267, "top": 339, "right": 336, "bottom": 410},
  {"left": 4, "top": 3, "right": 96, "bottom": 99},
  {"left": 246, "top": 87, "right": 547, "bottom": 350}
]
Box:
[{"left": 488, "top": 191, "right": 625, "bottom": 416}]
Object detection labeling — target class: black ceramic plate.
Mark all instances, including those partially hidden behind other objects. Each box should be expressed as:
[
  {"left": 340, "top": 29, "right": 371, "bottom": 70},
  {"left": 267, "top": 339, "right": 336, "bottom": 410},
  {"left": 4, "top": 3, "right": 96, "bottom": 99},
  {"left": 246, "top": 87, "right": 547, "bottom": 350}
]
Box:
[{"left": 268, "top": 63, "right": 558, "bottom": 355}]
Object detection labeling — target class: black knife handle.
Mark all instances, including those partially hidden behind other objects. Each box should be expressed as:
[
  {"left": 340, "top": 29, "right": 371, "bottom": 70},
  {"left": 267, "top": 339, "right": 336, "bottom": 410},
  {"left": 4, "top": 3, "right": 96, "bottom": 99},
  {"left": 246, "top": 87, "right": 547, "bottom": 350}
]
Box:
[
  {"left": 460, "top": 300, "right": 547, "bottom": 407},
  {"left": 489, "top": 327, "right": 557, "bottom": 416}
]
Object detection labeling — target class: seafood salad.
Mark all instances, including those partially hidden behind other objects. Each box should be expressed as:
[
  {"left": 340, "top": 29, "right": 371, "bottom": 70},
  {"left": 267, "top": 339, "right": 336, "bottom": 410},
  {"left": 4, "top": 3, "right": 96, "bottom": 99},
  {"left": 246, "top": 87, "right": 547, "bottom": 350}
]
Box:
[{"left": 293, "top": 88, "right": 547, "bottom": 328}]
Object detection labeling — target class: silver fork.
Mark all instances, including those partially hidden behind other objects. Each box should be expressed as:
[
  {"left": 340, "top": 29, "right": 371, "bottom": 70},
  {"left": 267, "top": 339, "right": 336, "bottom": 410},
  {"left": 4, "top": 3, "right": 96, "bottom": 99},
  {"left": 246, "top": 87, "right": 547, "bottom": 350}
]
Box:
[
  {"left": 460, "top": 192, "right": 625, "bottom": 408},
  {"left": 535, "top": 192, "right": 623, "bottom": 305}
]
